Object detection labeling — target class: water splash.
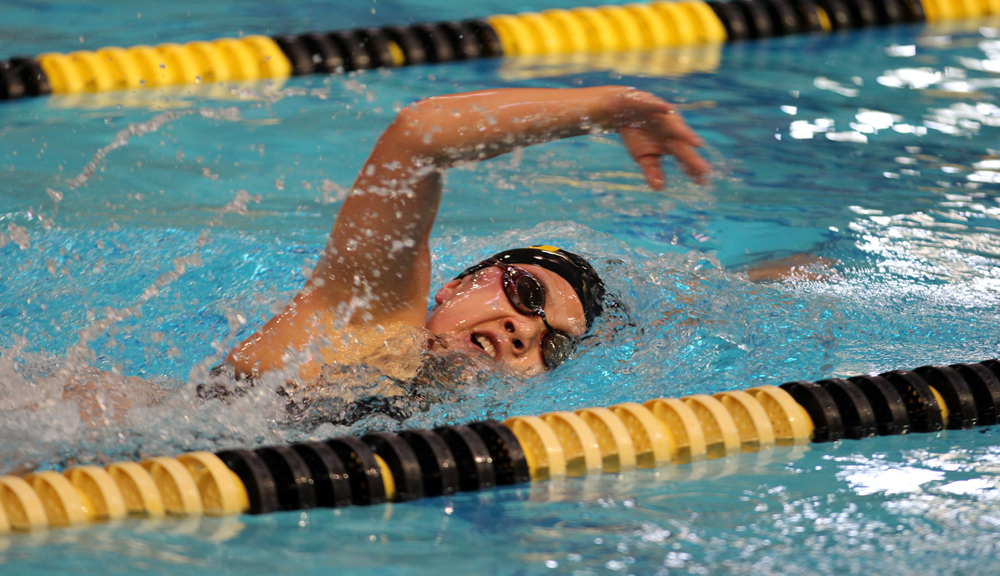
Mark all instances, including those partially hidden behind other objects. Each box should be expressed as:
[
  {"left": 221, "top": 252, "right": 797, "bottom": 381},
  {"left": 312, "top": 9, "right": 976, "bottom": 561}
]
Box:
[{"left": 66, "top": 107, "right": 243, "bottom": 191}]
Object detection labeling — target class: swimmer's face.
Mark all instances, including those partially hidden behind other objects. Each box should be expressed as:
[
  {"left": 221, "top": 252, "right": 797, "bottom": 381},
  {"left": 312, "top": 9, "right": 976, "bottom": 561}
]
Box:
[{"left": 427, "top": 264, "right": 587, "bottom": 377}]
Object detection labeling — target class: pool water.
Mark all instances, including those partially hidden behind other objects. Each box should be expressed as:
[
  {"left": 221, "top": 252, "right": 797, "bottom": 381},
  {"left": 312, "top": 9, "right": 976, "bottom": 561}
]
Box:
[{"left": 2, "top": 1, "right": 1000, "bottom": 574}]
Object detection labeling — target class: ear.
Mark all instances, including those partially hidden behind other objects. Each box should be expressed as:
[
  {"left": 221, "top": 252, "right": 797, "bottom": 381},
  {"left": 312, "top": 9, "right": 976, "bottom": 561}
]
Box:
[{"left": 434, "top": 279, "right": 463, "bottom": 305}]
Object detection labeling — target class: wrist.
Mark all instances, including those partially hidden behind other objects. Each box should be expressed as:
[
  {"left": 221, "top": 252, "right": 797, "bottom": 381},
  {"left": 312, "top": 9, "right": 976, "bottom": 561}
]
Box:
[{"left": 595, "top": 86, "right": 637, "bottom": 129}]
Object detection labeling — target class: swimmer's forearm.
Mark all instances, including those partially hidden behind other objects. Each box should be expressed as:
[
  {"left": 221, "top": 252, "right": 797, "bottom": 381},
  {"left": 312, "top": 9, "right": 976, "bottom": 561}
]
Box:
[{"left": 383, "top": 86, "right": 647, "bottom": 166}]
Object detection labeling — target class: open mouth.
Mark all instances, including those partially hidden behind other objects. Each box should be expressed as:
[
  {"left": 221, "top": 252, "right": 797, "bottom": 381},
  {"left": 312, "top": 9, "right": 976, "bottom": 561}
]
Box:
[{"left": 471, "top": 332, "right": 497, "bottom": 360}]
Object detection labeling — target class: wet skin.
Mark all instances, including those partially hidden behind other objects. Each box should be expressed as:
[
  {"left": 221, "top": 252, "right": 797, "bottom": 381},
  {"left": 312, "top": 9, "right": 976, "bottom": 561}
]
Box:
[
  {"left": 225, "top": 87, "right": 710, "bottom": 381},
  {"left": 427, "top": 264, "right": 587, "bottom": 377}
]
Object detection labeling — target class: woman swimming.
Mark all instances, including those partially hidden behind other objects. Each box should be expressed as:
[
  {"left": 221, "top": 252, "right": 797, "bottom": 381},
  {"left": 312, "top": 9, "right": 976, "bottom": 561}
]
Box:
[
  {"left": 222, "top": 86, "right": 711, "bottom": 382},
  {"left": 59, "top": 86, "right": 827, "bottom": 429}
]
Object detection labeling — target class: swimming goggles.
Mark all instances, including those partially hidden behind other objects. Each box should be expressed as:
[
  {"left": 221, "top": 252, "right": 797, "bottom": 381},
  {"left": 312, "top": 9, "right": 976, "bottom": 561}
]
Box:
[{"left": 480, "top": 258, "right": 578, "bottom": 369}]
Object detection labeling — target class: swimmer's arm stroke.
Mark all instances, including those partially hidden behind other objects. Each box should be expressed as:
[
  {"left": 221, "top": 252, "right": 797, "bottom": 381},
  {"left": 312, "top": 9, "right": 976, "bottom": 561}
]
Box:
[{"left": 228, "top": 86, "right": 710, "bottom": 378}]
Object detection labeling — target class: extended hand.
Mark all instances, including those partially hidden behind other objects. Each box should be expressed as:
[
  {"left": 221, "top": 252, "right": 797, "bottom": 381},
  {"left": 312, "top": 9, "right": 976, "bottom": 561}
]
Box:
[{"left": 612, "top": 90, "right": 711, "bottom": 189}]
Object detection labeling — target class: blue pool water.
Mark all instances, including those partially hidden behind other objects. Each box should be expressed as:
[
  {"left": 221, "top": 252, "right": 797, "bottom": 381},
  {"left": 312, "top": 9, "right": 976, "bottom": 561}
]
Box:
[{"left": 2, "top": 1, "right": 1000, "bottom": 574}]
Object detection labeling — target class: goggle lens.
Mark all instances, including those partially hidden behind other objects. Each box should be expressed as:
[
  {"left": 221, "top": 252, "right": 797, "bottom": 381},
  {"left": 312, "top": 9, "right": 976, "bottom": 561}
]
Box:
[
  {"left": 491, "top": 260, "right": 577, "bottom": 369},
  {"left": 540, "top": 331, "right": 575, "bottom": 368},
  {"left": 508, "top": 268, "right": 546, "bottom": 313}
]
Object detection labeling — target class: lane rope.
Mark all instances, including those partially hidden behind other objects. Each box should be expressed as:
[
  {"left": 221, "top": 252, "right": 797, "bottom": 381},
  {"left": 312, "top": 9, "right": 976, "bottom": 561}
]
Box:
[
  {"left": 0, "top": 359, "right": 998, "bottom": 533},
  {"left": 8, "top": 0, "right": 998, "bottom": 101}
]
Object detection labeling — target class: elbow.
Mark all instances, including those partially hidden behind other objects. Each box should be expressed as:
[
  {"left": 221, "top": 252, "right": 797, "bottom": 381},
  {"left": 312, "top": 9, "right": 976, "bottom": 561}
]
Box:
[
  {"left": 377, "top": 102, "right": 442, "bottom": 164},
  {"left": 392, "top": 101, "right": 421, "bottom": 128},
  {"left": 391, "top": 98, "right": 438, "bottom": 135}
]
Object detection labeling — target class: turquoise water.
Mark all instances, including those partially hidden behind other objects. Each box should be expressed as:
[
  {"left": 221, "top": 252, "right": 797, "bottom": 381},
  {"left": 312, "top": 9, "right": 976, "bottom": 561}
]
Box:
[{"left": 2, "top": 1, "right": 1000, "bottom": 574}]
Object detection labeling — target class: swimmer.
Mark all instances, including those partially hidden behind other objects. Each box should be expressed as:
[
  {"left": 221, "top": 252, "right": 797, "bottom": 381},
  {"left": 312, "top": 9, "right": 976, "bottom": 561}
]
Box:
[
  {"left": 223, "top": 86, "right": 712, "bottom": 381},
  {"left": 53, "top": 86, "right": 832, "bottom": 428}
]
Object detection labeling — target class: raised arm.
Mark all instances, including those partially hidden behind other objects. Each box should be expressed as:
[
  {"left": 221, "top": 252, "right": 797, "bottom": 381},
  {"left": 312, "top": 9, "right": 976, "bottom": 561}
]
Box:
[{"left": 227, "top": 86, "right": 710, "bottom": 378}]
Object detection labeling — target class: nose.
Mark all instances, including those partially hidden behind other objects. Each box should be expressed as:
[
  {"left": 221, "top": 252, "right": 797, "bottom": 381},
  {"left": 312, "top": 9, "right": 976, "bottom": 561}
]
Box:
[{"left": 502, "top": 315, "right": 544, "bottom": 356}]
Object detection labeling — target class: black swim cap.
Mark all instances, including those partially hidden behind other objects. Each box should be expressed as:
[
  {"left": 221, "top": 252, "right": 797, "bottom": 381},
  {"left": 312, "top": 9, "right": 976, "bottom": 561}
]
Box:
[{"left": 457, "top": 245, "right": 605, "bottom": 329}]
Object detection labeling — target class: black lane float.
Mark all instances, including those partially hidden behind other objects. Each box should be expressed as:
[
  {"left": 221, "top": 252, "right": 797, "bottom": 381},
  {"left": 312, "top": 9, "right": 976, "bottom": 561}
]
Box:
[
  {"left": 5, "top": 358, "right": 1000, "bottom": 533},
  {"left": 7, "top": 0, "right": 1000, "bottom": 102}
]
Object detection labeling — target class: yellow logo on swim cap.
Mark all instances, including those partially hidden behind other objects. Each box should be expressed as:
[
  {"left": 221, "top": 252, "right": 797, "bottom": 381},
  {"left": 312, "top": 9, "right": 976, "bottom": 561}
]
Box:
[{"left": 531, "top": 245, "right": 561, "bottom": 252}]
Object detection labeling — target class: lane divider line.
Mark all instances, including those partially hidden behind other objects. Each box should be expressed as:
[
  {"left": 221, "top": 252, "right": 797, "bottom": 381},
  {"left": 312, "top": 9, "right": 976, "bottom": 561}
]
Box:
[
  {"left": 8, "top": 0, "right": 998, "bottom": 102},
  {"left": 1, "top": 359, "right": 998, "bottom": 533}
]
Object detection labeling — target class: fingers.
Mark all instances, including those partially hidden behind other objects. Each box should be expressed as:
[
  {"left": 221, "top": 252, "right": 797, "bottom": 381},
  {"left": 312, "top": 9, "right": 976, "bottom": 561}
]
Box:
[
  {"left": 653, "top": 113, "right": 711, "bottom": 184},
  {"left": 659, "top": 111, "right": 704, "bottom": 148},
  {"left": 616, "top": 89, "right": 705, "bottom": 144},
  {"left": 615, "top": 91, "right": 713, "bottom": 186},
  {"left": 638, "top": 155, "right": 665, "bottom": 191},
  {"left": 666, "top": 141, "right": 712, "bottom": 185},
  {"left": 622, "top": 125, "right": 712, "bottom": 187}
]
